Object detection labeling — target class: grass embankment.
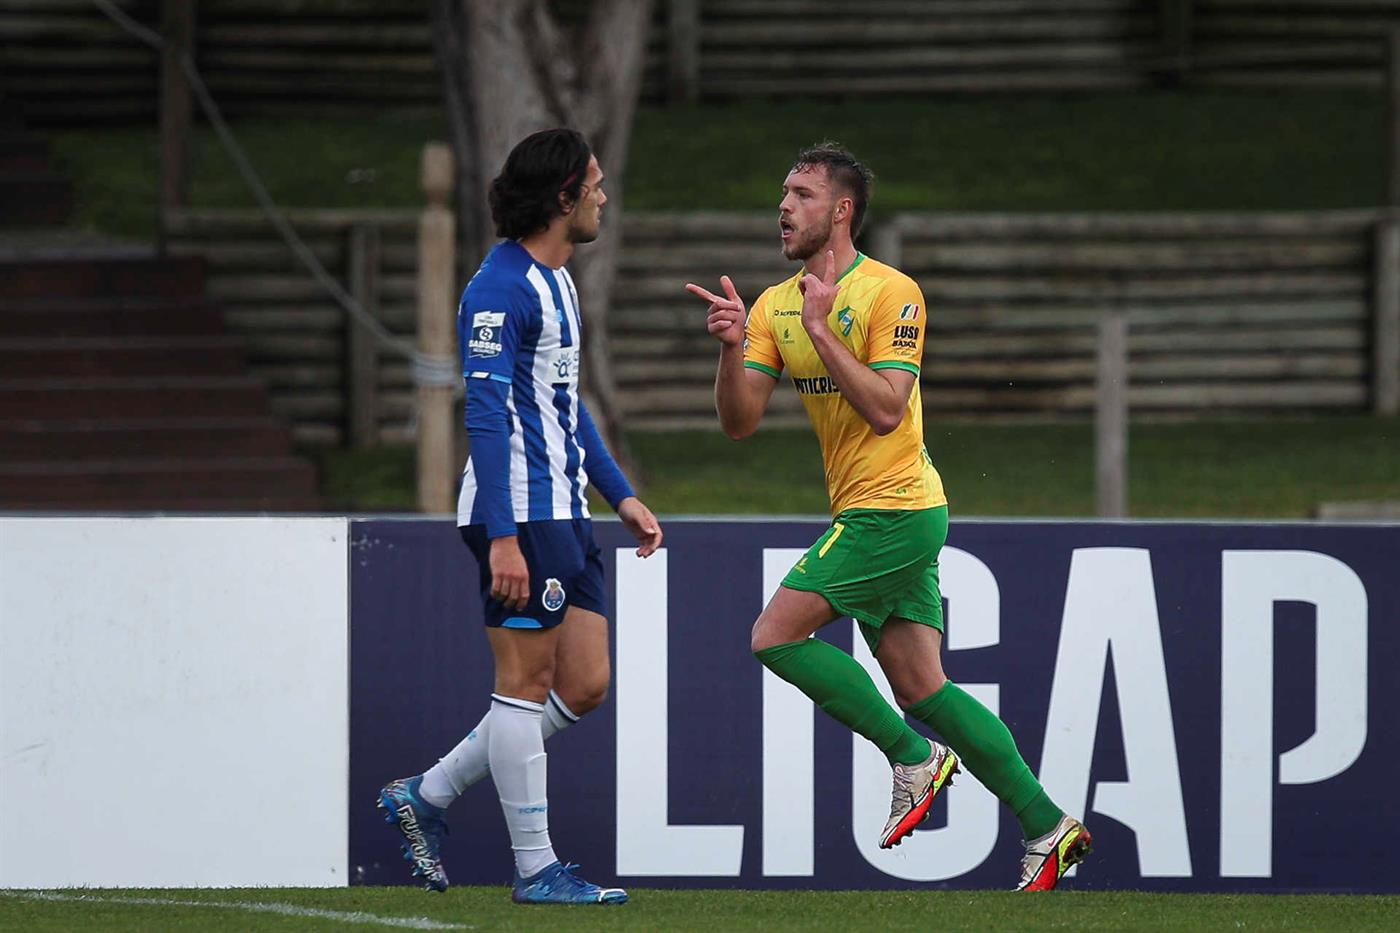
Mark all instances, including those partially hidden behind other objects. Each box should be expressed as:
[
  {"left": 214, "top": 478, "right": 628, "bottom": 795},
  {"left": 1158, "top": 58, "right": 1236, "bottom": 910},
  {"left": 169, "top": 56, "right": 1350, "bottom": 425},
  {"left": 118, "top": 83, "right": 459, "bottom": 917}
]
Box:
[
  {"left": 317, "top": 416, "right": 1400, "bottom": 518},
  {"left": 51, "top": 89, "right": 1386, "bottom": 237}
]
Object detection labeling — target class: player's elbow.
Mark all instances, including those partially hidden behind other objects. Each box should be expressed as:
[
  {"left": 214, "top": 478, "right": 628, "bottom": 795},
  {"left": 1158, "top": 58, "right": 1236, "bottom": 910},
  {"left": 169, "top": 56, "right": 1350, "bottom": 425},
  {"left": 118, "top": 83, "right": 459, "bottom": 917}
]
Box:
[
  {"left": 717, "top": 409, "right": 758, "bottom": 440},
  {"left": 870, "top": 411, "right": 903, "bottom": 436}
]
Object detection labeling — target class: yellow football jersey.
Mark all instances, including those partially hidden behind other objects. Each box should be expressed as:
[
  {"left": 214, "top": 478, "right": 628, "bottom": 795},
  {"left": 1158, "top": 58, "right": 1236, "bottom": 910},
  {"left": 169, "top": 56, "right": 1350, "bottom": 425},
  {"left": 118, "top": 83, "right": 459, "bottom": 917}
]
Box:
[{"left": 743, "top": 253, "right": 946, "bottom": 516}]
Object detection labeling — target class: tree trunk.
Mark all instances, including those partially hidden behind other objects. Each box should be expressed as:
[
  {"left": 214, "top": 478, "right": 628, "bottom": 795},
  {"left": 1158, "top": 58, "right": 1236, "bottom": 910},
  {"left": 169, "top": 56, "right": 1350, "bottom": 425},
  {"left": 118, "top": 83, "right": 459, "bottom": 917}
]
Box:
[
  {"left": 439, "top": 0, "right": 652, "bottom": 474},
  {"left": 562, "top": 1, "right": 651, "bottom": 473},
  {"left": 430, "top": 0, "right": 489, "bottom": 272}
]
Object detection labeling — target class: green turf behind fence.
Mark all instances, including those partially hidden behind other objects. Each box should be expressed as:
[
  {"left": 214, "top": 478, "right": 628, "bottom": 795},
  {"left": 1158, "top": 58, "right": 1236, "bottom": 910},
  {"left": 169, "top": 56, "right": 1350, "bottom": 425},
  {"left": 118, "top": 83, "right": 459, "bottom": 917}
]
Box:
[
  {"left": 317, "top": 417, "right": 1400, "bottom": 518},
  {"left": 51, "top": 90, "right": 1386, "bottom": 239}
]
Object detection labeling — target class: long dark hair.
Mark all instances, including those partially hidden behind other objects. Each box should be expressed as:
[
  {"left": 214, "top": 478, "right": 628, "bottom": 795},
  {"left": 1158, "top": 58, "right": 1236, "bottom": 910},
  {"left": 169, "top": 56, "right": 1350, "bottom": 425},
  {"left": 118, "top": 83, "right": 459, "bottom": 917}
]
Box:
[{"left": 488, "top": 128, "right": 592, "bottom": 240}]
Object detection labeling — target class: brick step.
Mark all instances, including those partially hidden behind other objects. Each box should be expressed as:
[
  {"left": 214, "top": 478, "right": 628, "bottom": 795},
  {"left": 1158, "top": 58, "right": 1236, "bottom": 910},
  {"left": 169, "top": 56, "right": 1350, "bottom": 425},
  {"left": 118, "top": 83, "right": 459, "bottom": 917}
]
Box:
[
  {"left": 0, "top": 377, "right": 270, "bottom": 419},
  {"left": 0, "top": 240, "right": 155, "bottom": 264},
  {"left": 0, "top": 457, "right": 320, "bottom": 505},
  {"left": 0, "top": 256, "right": 205, "bottom": 300},
  {"left": 0, "top": 300, "right": 225, "bottom": 337},
  {"left": 0, "top": 336, "right": 248, "bottom": 377},
  {"left": 0, "top": 140, "right": 51, "bottom": 173},
  {"left": 0, "top": 418, "right": 293, "bottom": 459},
  {"left": 0, "top": 172, "right": 72, "bottom": 226}
]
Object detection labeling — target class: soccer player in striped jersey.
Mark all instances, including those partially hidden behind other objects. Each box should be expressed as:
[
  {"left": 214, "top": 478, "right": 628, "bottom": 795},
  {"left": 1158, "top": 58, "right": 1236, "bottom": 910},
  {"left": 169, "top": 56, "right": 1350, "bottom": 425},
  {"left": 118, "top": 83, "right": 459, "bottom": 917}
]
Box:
[
  {"left": 380, "top": 128, "right": 661, "bottom": 905},
  {"left": 686, "top": 143, "right": 1092, "bottom": 891}
]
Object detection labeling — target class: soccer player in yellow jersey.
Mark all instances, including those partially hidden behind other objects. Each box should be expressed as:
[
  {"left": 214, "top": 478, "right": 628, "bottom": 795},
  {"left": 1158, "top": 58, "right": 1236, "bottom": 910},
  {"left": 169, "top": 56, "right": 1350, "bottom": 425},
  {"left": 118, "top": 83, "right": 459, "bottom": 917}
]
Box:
[{"left": 685, "top": 143, "right": 1092, "bottom": 891}]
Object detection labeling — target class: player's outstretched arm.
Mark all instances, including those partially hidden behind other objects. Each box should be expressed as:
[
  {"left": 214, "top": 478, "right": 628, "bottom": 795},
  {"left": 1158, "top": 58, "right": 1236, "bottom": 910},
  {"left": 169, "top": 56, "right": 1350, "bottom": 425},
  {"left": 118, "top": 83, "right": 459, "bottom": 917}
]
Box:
[
  {"left": 685, "top": 275, "right": 777, "bottom": 439},
  {"left": 576, "top": 402, "right": 663, "bottom": 557}
]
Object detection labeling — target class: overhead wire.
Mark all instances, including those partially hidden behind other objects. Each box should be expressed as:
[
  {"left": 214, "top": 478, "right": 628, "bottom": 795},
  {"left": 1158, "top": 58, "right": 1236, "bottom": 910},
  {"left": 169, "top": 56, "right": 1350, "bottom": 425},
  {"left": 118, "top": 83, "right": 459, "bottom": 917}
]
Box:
[{"left": 91, "top": 0, "right": 460, "bottom": 390}]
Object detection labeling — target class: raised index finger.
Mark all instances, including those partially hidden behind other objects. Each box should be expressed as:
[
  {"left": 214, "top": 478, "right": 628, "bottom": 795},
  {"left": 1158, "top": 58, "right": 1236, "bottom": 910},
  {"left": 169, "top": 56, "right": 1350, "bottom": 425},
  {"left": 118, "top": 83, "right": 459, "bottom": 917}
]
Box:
[
  {"left": 685, "top": 282, "right": 721, "bottom": 304},
  {"left": 720, "top": 275, "right": 741, "bottom": 303},
  {"left": 823, "top": 250, "right": 837, "bottom": 286}
]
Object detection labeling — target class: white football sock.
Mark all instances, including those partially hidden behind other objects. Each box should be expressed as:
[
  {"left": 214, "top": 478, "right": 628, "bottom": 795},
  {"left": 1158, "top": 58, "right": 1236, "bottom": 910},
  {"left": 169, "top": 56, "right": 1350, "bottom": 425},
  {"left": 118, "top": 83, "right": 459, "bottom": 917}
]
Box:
[
  {"left": 419, "top": 691, "right": 580, "bottom": 809},
  {"left": 487, "top": 694, "right": 557, "bottom": 877},
  {"left": 545, "top": 690, "right": 583, "bottom": 733}
]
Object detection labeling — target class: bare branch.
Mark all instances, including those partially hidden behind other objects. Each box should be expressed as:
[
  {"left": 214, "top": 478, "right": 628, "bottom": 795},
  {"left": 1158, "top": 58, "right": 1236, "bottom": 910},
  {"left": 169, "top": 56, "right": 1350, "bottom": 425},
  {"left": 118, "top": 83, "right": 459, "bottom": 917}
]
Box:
[{"left": 525, "top": 0, "right": 579, "bottom": 123}]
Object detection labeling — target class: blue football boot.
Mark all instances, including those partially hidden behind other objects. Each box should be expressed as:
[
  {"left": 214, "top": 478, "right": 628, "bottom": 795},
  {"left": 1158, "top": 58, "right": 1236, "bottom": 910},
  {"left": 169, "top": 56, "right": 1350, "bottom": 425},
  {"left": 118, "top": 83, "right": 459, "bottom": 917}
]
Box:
[
  {"left": 377, "top": 775, "right": 449, "bottom": 892},
  {"left": 511, "top": 861, "right": 628, "bottom": 905}
]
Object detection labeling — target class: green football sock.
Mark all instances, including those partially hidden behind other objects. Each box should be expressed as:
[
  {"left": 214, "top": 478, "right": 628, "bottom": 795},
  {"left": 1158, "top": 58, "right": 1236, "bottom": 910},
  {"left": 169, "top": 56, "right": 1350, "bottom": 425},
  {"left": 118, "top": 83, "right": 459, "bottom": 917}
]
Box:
[
  {"left": 908, "top": 682, "right": 1063, "bottom": 840},
  {"left": 755, "top": 639, "right": 930, "bottom": 767}
]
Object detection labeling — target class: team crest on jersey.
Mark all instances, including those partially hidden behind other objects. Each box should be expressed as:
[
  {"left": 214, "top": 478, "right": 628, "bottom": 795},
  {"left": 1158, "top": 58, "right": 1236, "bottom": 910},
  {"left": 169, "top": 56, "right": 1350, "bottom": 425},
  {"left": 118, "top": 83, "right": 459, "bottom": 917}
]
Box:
[
  {"left": 837, "top": 306, "right": 854, "bottom": 336},
  {"left": 899, "top": 303, "right": 921, "bottom": 321},
  {"left": 542, "top": 578, "right": 566, "bottom": 612},
  {"left": 468, "top": 310, "right": 505, "bottom": 358}
]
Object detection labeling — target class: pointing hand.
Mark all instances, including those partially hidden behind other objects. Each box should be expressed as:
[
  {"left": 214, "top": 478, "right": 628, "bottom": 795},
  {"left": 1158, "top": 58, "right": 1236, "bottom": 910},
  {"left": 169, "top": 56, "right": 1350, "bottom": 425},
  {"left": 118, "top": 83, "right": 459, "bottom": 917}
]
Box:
[{"left": 686, "top": 275, "right": 747, "bottom": 347}]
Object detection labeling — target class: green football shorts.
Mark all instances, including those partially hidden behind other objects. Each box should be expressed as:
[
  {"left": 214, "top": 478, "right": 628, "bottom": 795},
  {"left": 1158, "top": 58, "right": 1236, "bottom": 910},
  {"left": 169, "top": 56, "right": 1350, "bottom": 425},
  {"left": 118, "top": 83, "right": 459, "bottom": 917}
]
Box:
[{"left": 781, "top": 505, "right": 949, "bottom": 654}]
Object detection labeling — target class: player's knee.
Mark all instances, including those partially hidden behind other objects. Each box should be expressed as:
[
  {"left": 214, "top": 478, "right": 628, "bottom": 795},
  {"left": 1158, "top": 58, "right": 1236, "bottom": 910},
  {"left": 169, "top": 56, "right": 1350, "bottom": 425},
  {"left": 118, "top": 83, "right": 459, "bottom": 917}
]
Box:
[
  {"left": 890, "top": 671, "right": 947, "bottom": 710},
  {"left": 553, "top": 657, "right": 611, "bottom": 714},
  {"left": 580, "top": 682, "right": 609, "bottom": 714},
  {"left": 562, "top": 678, "right": 609, "bottom": 715},
  {"left": 750, "top": 617, "right": 777, "bottom": 654},
  {"left": 891, "top": 687, "right": 919, "bottom": 711}
]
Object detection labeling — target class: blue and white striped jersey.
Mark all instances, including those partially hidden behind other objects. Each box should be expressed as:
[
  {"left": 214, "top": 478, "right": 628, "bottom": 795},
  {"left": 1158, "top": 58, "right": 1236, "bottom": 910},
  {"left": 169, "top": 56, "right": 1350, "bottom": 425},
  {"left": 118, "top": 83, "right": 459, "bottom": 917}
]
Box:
[{"left": 456, "top": 240, "right": 603, "bottom": 532}]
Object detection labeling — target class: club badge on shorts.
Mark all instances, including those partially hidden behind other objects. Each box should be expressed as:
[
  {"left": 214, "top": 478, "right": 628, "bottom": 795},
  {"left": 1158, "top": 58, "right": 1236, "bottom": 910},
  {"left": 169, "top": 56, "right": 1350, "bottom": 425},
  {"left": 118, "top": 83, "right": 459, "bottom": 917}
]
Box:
[{"left": 542, "top": 578, "right": 566, "bottom": 612}]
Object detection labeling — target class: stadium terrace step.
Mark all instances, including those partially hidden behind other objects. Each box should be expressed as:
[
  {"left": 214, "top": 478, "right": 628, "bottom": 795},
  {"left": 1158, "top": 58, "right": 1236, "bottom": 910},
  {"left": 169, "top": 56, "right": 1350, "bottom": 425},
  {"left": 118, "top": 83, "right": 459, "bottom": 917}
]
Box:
[
  {"left": 0, "top": 377, "right": 271, "bottom": 419},
  {"left": 0, "top": 127, "right": 71, "bottom": 226},
  {"left": 0, "top": 255, "right": 206, "bottom": 300},
  {"left": 0, "top": 457, "right": 320, "bottom": 508},
  {"left": 0, "top": 336, "right": 248, "bottom": 377},
  {"left": 0, "top": 172, "right": 73, "bottom": 227},
  {"left": 0, "top": 247, "right": 321, "bottom": 512},
  {"left": 0, "top": 137, "right": 51, "bottom": 173},
  {"left": 0, "top": 299, "right": 226, "bottom": 337},
  {"left": 0, "top": 418, "right": 293, "bottom": 460}
]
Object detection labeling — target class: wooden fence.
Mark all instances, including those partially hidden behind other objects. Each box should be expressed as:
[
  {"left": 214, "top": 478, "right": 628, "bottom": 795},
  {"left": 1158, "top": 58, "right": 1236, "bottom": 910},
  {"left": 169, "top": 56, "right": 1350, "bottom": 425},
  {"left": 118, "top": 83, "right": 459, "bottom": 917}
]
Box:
[
  {"left": 620, "top": 209, "right": 1391, "bottom": 426},
  {"left": 166, "top": 208, "right": 420, "bottom": 446},
  {"left": 3, "top": 0, "right": 442, "bottom": 123},
  {"left": 880, "top": 210, "right": 1386, "bottom": 414},
  {"left": 165, "top": 207, "right": 1397, "bottom": 443},
  {"left": 613, "top": 213, "right": 807, "bottom": 429},
  {"left": 10, "top": 0, "right": 1400, "bottom": 125},
  {"left": 1194, "top": 0, "right": 1400, "bottom": 88},
  {"left": 666, "top": 0, "right": 1159, "bottom": 99}
]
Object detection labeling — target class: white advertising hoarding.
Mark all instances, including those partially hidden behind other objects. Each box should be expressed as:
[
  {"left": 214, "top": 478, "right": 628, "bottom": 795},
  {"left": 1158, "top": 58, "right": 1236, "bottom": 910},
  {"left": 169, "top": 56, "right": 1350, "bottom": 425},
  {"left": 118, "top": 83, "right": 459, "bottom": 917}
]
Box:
[{"left": 0, "top": 517, "right": 349, "bottom": 888}]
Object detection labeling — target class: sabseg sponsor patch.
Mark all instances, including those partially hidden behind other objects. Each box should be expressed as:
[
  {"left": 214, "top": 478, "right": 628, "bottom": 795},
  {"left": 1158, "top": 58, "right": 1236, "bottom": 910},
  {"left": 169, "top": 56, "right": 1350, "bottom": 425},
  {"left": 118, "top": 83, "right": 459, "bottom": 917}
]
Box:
[{"left": 468, "top": 310, "right": 505, "bottom": 358}]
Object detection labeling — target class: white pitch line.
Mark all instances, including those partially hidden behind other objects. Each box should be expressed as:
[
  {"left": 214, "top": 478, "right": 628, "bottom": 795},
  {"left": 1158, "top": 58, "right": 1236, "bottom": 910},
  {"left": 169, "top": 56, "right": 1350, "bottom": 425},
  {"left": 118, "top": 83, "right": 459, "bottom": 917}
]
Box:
[{"left": 0, "top": 890, "right": 472, "bottom": 930}]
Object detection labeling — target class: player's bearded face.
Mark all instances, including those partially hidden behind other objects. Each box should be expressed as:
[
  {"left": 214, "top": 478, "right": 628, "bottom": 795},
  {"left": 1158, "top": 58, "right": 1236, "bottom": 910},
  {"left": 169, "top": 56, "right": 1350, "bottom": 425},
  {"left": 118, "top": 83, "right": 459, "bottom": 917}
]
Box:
[
  {"left": 779, "top": 166, "right": 837, "bottom": 261},
  {"left": 781, "top": 209, "right": 833, "bottom": 261},
  {"left": 567, "top": 155, "right": 606, "bottom": 244}
]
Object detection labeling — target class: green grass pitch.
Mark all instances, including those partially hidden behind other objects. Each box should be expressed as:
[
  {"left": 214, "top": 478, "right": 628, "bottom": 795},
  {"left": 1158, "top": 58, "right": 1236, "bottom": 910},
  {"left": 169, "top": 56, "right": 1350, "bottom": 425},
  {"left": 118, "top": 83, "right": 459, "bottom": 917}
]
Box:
[{"left": 3, "top": 887, "right": 1399, "bottom": 932}]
